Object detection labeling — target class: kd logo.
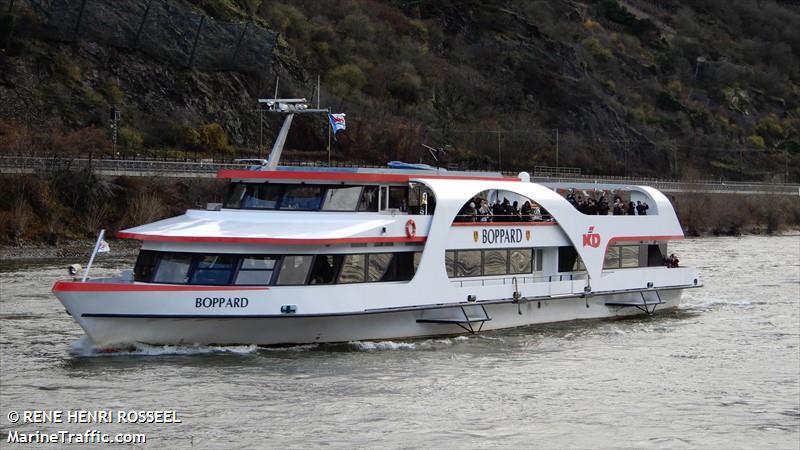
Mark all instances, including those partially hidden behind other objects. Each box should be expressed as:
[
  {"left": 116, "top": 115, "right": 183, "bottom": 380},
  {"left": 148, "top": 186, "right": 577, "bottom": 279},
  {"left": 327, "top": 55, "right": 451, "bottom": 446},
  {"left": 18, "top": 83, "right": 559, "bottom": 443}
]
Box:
[
  {"left": 473, "top": 231, "right": 479, "bottom": 242},
  {"left": 582, "top": 226, "right": 601, "bottom": 248},
  {"left": 525, "top": 230, "right": 531, "bottom": 241}
]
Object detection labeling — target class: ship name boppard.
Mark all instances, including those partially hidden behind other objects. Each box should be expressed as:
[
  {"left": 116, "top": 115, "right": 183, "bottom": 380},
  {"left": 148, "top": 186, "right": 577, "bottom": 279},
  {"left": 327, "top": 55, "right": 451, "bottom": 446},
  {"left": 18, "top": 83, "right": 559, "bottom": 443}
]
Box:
[
  {"left": 481, "top": 228, "right": 523, "bottom": 244},
  {"left": 195, "top": 297, "right": 249, "bottom": 308}
]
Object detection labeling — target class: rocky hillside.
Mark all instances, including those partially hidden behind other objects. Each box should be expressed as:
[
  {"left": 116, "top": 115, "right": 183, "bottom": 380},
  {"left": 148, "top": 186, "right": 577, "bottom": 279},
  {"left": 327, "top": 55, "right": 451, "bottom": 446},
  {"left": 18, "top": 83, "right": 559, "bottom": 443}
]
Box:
[{"left": 1, "top": 0, "right": 798, "bottom": 180}]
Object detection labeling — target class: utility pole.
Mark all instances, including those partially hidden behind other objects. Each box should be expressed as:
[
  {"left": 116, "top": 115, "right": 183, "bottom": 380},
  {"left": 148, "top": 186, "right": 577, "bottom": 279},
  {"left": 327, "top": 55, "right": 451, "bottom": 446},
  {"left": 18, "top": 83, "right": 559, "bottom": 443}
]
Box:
[{"left": 554, "top": 128, "right": 559, "bottom": 168}]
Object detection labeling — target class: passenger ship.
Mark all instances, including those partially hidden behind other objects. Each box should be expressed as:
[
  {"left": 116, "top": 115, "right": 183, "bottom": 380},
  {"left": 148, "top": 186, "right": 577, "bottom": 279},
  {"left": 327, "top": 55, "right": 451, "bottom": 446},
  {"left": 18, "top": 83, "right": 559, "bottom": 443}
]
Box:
[
  {"left": 52, "top": 164, "right": 701, "bottom": 347},
  {"left": 52, "top": 98, "right": 700, "bottom": 347}
]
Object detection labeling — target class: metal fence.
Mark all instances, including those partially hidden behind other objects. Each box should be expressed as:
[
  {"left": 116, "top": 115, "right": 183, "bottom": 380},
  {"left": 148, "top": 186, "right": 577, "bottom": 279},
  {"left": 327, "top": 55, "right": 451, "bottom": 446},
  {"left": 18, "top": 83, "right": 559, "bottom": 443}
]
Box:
[
  {"left": 1, "top": 0, "right": 276, "bottom": 72},
  {"left": 1, "top": 156, "right": 798, "bottom": 195}
]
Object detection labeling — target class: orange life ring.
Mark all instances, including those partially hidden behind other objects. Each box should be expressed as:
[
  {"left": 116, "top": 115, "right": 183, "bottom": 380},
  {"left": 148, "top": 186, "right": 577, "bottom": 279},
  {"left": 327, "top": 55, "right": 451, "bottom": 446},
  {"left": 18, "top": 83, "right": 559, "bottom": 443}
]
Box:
[{"left": 405, "top": 219, "right": 417, "bottom": 238}]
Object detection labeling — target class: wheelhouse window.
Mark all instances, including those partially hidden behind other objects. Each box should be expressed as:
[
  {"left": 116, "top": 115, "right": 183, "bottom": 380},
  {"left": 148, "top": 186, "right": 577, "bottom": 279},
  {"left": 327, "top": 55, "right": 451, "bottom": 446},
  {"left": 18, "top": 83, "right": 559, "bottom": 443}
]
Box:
[
  {"left": 240, "top": 184, "right": 283, "bottom": 209},
  {"left": 280, "top": 185, "right": 325, "bottom": 210},
  {"left": 223, "top": 182, "right": 435, "bottom": 214},
  {"left": 358, "top": 186, "right": 379, "bottom": 211},
  {"left": 322, "top": 186, "right": 362, "bottom": 211}
]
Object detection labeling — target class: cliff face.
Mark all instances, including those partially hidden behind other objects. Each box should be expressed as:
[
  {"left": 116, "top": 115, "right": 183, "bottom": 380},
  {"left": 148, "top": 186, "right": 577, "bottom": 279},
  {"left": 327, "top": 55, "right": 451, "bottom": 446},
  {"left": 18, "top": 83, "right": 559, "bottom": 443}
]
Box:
[{"left": 0, "top": 0, "right": 798, "bottom": 180}]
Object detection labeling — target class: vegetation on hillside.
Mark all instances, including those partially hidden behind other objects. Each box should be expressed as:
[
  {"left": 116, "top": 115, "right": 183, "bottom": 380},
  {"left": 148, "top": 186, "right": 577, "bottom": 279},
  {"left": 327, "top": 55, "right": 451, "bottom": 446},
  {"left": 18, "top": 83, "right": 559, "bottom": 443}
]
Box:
[{"left": 0, "top": 0, "right": 798, "bottom": 181}]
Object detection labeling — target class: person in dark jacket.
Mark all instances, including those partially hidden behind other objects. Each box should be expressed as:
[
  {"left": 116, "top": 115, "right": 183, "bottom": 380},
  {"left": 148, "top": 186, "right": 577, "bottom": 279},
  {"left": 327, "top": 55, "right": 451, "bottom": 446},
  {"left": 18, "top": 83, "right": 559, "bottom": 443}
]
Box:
[
  {"left": 636, "top": 201, "right": 649, "bottom": 215},
  {"left": 597, "top": 195, "right": 609, "bottom": 215},
  {"left": 628, "top": 201, "right": 637, "bottom": 215}
]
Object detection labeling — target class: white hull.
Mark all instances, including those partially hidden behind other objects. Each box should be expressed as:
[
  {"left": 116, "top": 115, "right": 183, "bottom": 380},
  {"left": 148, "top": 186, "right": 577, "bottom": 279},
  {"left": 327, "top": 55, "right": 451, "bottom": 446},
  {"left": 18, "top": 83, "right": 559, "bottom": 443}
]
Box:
[{"left": 69, "top": 289, "right": 684, "bottom": 347}]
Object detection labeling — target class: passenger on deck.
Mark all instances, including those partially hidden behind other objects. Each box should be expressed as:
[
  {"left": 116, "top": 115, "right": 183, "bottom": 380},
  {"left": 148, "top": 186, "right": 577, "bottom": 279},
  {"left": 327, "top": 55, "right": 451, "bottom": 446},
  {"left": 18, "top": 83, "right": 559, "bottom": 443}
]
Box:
[
  {"left": 597, "top": 195, "right": 609, "bottom": 215},
  {"left": 511, "top": 201, "right": 520, "bottom": 220},
  {"left": 463, "top": 201, "right": 478, "bottom": 222},
  {"left": 566, "top": 190, "right": 577, "bottom": 208},
  {"left": 532, "top": 203, "right": 543, "bottom": 221},
  {"left": 520, "top": 200, "right": 532, "bottom": 221},
  {"left": 612, "top": 198, "right": 624, "bottom": 215},
  {"left": 628, "top": 201, "right": 637, "bottom": 215},
  {"left": 636, "top": 201, "right": 649, "bottom": 216},
  {"left": 665, "top": 253, "right": 679, "bottom": 268},
  {"left": 478, "top": 199, "right": 491, "bottom": 222}
]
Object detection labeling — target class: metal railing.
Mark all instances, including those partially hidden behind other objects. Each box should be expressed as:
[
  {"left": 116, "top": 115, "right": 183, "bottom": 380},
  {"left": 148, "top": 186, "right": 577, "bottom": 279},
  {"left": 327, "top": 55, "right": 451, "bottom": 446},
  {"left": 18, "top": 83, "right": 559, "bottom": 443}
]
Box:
[
  {"left": 0, "top": 156, "right": 797, "bottom": 194},
  {"left": 450, "top": 273, "right": 586, "bottom": 288}
]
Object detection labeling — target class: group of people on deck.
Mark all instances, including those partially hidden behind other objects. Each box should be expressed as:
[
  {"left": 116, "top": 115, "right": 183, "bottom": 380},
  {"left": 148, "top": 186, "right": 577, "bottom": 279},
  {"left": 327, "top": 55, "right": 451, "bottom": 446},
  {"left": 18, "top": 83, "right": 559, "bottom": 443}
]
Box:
[
  {"left": 457, "top": 197, "right": 550, "bottom": 222},
  {"left": 565, "top": 191, "right": 649, "bottom": 216}
]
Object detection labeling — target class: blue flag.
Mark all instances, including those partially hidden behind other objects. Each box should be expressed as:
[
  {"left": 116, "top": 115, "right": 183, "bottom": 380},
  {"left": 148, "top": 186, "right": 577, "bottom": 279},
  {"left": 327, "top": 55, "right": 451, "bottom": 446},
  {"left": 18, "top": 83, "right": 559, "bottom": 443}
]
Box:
[{"left": 328, "top": 113, "right": 346, "bottom": 134}]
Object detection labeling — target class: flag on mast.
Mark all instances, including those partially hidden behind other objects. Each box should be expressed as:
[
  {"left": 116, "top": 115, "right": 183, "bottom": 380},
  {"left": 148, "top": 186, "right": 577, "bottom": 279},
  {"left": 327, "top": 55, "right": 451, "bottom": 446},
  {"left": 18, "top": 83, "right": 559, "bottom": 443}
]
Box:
[
  {"left": 328, "top": 113, "right": 346, "bottom": 134},
  {"left": 97, "top": 239, "right": 110, "bottom": 253}
]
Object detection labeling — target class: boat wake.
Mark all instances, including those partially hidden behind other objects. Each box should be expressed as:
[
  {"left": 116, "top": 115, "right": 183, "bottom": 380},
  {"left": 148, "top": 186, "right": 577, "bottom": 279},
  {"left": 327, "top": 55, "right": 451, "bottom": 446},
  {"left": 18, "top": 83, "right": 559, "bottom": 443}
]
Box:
[{"left": 69, "top": 336, "right": 257, "bottom": 357}]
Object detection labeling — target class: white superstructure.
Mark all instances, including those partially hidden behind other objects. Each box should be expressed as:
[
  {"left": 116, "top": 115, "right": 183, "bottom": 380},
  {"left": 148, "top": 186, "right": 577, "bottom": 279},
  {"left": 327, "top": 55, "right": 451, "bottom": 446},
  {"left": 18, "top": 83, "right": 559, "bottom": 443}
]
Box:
[{"left": 53, "top": 166, "right": 700, "bottom": 347}]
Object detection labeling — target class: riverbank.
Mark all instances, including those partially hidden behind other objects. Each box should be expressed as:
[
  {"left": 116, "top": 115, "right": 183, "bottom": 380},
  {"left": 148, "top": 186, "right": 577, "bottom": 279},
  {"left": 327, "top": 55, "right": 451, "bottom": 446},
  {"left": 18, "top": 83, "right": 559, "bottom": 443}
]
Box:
[{"left": 0, "top": 238, "right": 140, "bottom": 260}]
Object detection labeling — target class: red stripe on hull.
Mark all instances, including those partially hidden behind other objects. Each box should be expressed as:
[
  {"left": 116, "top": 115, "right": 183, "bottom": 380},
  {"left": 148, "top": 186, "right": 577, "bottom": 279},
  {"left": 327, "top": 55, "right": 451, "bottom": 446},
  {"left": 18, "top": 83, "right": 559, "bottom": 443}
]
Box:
[
  {"left": 52, "top": 281, "right": 269, "bottom": 292},
  {"left": 116, "top": 232, "right": 427, "bottom": 245}
]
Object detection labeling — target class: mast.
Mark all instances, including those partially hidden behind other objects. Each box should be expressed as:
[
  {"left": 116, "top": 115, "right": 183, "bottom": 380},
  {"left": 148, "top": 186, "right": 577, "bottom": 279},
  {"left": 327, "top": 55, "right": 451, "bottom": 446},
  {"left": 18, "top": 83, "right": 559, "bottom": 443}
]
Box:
[{"left": 257, "top": 98, "right": 329, "bottom": 171}]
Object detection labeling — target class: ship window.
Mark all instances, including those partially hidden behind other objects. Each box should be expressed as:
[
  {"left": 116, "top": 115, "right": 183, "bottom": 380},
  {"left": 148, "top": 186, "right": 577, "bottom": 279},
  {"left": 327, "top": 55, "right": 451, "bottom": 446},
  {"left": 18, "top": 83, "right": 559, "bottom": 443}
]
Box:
[
  {"left": 153, "top": 253, "right": 193, "bottom": 283},
  {"left": 387, "top": 186, "right": 408, "bottom": 212},
  {"left": 620, "top": 246, "right": 639, "bottom": 268},
  {"left": 367, "top": 253, "right": 393, "bottom": 282},
  {"left": 604, "top": 246, "right": 621, "bottom": 269},
  {"left": 276, "top": 255, "right": 313, "bottom": 285},
  {"left": 191, "top": 255, "right": 235, "bottom": 285},
  {"left": 309, "top": 255, "right": 342, "bottom": 284},
  {"left": 241, "top": 184, "right": 283, "bottom": 209},
  {"left": 445, "top": 251, "right": 455, "bottom": 277},
  {"left": 322, "top": 186, "right": 363, "bottom": 211},
  {"left": 391, "top": 252, "right": 417, "bottom": 281},
  {"left": 234, "top": 256, "right": 277, "bottom": 285},
  {"left": 224, "top": 184, "right": 247, "bottom": 208},
  {"left": 413, "top": 252, "right": 422, "bottom": 272},
  {"left": 456, "top": 250, "right": 482, "bottom": 277},
  {"left": 557, "top": 247, "right": 579, "bottom": 272},
  {"left": 484, "top": 249, "right": 508, "bottom": 275},
  {"left": 280, "top": 185, "right": 325, "bottom": 210},
  {"left": 647, "top": 244, "right": 665, "bottom": 266},
  {"left": 359, "top": 186, "right": 379, "bottom": 211},
  {"left": 535, "top": 249, "right": 543, "bottom": 272},
  {"left": 133, "top": 250, "right": 158, "bottom": 282},
  {"left": 509, "top": 249, "right": 533, "bottom": 274},
  {"left": 338, "top": 254, "right": 366, "bottom": 283}
]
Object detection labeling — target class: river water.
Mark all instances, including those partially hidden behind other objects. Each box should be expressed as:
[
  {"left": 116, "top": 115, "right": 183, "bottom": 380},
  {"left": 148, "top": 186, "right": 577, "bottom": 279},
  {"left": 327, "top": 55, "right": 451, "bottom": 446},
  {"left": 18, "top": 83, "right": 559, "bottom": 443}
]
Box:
[{"left": 0, "top": 236, "right": 798, "bottom": 448}]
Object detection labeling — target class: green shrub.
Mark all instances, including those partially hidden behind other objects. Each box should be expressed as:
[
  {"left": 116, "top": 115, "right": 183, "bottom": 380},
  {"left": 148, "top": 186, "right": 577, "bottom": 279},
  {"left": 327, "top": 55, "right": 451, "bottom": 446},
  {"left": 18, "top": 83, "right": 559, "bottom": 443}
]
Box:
[
  {"left": 119, "top": 127, "right": 144, "bottom": 151},
  {"left": 746, "top": 135, "right": 766, "bottom": 149},
  {"left": 327, "top": 64, "right": 367, "bottom": 98},
  {"left": 185, "top": 123, "right": 231, "bottom": 154}
]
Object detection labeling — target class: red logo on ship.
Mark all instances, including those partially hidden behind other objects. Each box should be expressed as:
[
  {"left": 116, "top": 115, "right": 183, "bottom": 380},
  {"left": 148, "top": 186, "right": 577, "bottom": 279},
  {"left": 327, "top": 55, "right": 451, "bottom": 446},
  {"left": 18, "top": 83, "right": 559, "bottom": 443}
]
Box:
[{"left": 582, "top": 226, "right": 600, "bottom": 248}]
